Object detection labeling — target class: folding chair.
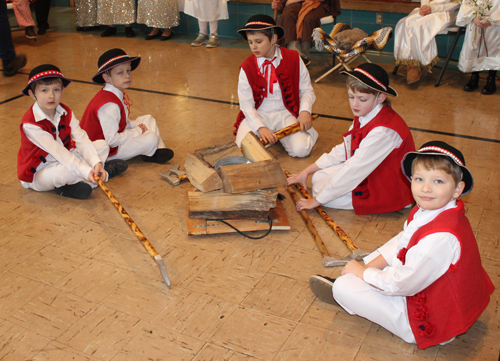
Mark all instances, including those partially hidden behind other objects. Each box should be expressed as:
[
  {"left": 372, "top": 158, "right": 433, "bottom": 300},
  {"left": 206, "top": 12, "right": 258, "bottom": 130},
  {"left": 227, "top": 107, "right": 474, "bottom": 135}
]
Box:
[
  {"left": 434, "top": 26, "right": 465, "bottom": 87},
  {"left": 313, "top": 23, "right": 393, "bottom": 83}
]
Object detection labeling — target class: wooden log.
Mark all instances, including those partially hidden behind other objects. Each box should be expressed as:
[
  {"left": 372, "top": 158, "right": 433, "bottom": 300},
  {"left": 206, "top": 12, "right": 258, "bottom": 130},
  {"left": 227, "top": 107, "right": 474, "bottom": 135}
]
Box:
[
  {"left": 188, "top": 188, "right": 278, "bottom": 213},
  {"left": 240, "top": 132, "right": 274, "bottom": 162},
  {"left": 195, "top": 142, "right": 243, "bottom": 168},
  {"left": 259, "top": 114, "right": 318, "bottom": 145},
  {"left": 220, "top": 160, "right": 287, "bottom": 193},
  {"left": 184, "top": 153, "right": 223, "bottom": 192},
  {"left": 189, "top": 209, "right": 269, "bottom": 220}
]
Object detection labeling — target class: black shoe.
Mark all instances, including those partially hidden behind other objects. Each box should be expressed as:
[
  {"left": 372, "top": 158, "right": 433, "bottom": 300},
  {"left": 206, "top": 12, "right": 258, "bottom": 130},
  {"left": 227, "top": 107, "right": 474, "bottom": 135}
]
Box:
[
  {"left": 464, "top": 72, "right": 480, "bottom": 92},
  {"left": 104, "top": 159, "right": 128, "bottom": 179},
  {"left": 125, "top": 27, "right": 135, "bottom": 38},
  {"left": 2, "top": 54, "right": 27, "bottom": 77},
  {"left": 160, "top": 30, "right": 173, "bottom": 41},
  {"left": 309, "top": 275, "right": 337, "bottom": 305},
  {"left": 76, "top": 26, "right": 85, "bottom": 31},
  {"left": 101, "top": 27, "right": 117, "bottom": 37},
  {"left": 25, "top": 26, "right": 37, "bottom": 40},
  {"left": 37, "top": 25, "right": 48, "bottom": 35},
  {"left": 481, "top": 75, "right": 496, "bottom": 95},
  {"left": 54, "top": 182, "right": 92, "bottom": 199},
  {"left": 141, "top": 148, "right": 174, "bottom": 164},
  {"left": 145, "top": 29, "right": 161, "bottom": 40}
]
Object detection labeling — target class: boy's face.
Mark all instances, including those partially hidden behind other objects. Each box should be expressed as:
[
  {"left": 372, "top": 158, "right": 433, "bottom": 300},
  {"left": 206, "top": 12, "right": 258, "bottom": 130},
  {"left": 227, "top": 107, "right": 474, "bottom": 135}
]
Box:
[
  {"left": 29, "top": 80, "right": 63, "bottom": 118},
  {"left": 104, "top": 63, "right": 132, "bottom": 92},
  {"left": 347, "top": 88, "right": 385, "bottom": 117},
  {"left": 411, "top": 163, "right": 465, "bottom": 211},
  {"left": 247, "top": 32, "right": 277, "bottom": 59}
]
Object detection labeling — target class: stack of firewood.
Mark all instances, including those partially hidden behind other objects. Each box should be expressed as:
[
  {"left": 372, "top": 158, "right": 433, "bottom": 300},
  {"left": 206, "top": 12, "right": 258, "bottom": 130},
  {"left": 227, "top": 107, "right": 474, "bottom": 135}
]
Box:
[{"left": 185, "top": 133, "right": 287, "bottom": 220}]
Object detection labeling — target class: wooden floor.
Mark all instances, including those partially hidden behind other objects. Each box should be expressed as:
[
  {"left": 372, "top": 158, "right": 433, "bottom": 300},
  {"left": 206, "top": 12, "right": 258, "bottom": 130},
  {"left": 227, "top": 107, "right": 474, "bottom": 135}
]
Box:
[{"left": 1, "top": 9, "right": 499, "bottom": 361}]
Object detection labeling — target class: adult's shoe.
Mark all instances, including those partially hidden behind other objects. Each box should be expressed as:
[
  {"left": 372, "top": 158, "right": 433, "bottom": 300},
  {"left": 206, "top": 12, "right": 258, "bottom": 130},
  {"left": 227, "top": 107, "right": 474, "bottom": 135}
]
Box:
[{"left": 3, "top": 54, "right": 27, "bottom": 77}]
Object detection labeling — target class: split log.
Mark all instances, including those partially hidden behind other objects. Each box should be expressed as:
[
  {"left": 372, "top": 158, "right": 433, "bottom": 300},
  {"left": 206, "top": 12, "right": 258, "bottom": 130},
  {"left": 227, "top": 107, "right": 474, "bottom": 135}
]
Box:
[
  {"left": 184, "top": 153, "right": 223, "bottom": 192},
  {"left": 240, "top": 132, "right": 274, "bottom": 162},
  {"left": 219, "top": 159, "right": 287, "bottom": 193},
  {"left": 188, "top": 189, "right": 278, "bottom": 218},
  {"left": 195, "top": 142, "right": 243, "bottom": 168}
]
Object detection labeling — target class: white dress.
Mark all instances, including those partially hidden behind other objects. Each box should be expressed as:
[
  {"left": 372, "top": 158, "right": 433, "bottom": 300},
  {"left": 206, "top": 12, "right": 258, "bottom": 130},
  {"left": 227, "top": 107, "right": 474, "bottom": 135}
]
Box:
[
  {"left": 179, "top": 0, "right": 228, "bottom": 21},
  {"left": 456, "top": 0, "right": 500, "bottom": 72},
  {"left": 394, "top": 0, "right": 460, "bottom": 69}
]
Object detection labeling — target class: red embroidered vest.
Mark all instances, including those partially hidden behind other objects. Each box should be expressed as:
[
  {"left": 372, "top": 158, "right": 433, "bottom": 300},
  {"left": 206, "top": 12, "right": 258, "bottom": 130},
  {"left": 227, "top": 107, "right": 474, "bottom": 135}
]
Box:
[
  {"left": 398, "top": 201, "right": 494, "bottom": 349},
  {"left": 343, "top": 106, "right": 415, "bottom": 215},
  {"left": 233, "top": 47, "right": 301, "bottom": 135},
  {"left": 18, "top": 103, "right": 75, "bottom": 182},
  {"left": 80, "top": 89, "right": 127, "bottom": 156}
]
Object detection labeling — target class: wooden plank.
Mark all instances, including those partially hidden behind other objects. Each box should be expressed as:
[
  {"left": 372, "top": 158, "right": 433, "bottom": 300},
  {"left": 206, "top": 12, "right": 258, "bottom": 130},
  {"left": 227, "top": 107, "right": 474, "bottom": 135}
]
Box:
[
  {"left": 186, "top": 199, "right": 290, "bottom": 236},
  {"left": 220, "top": 160, "right": 287, "bottom": 193},
  {"left": 184, "top": 153, "right": 223, "bottom": 192},
  {"left": 195, "top": 142, "right": 243, "bottom": 168},
  {"left": 240, "top": 132, "right": 274, "bottom": 162},
  {"left": 189, "top": 209, "right": 269, "bottom": 220},
  {"left": 188, "top": 189, "right": 278, "bottom": 212}
]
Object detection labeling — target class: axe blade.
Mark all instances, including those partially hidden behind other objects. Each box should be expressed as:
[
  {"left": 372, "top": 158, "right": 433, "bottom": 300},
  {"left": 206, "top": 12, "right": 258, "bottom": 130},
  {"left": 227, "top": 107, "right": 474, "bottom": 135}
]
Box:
[
  {"left": 322, "top": 249, "right": 371, "bottom": 268},
  {"left": 154, "top": 254, "right": 171, "bottom": 288}
]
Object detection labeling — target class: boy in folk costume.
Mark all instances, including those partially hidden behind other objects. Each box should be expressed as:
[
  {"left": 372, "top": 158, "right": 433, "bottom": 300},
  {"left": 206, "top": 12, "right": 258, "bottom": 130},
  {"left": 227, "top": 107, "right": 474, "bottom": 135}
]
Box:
[
  {"left": 309, "top": 141, "right": 494, "bottom": 349},
  {"left": 287, "top": 63, "right": 415, "bottom": 214},
  {"left": 234, "top": 14, "right": 319, "bottom": 158},
  {"left": 18, "top": 64, "right": 128, "bottom": 199},
  {"left": 80, "top": 49, "right": 174, "bottom": 164},
  {"left": 457, "top": 0, "right": 500, "bottom": 94},
  {"left": 272, "top": 0, "right": 341, "bottom": 66},
  {"left": 393, "top": 0, "right": 460, "bottom": 84}
]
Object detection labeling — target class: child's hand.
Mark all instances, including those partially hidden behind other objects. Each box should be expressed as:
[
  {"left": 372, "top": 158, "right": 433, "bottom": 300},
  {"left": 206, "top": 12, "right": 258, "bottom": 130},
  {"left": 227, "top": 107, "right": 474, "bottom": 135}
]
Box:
[
  {"left": 271, "top": 0, "right": 281, "bottom": 10},
  {"left": 341, "top": 260, "right": 367, "bottom": 279},
  {"left": 287, "top": 172, "right": 308, "bottom": 189},
  {"left": 419, "top": 5, "right": 431, "bottom": 16},
  {"left": 297, "top": 111, "right": 312, "bottom": 131},
  {"left": 88, "top": 163, "right": 105, "bottom": 184},
  {"left": 138, "top": 123, "right": 148, "bottom": 133},
  {"left": 295, "top": 197, "right": 320, "bottom": 211},
  {"left": 474, "top": 16, "right": 491, "bottom": 28},
  {"left": 259, "top": 127, "right": 278, "bottom": 145}
]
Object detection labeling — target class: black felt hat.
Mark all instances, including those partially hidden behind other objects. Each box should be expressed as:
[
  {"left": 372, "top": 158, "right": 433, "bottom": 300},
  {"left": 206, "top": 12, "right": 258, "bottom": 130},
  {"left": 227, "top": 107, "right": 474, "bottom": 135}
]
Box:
[
  {"left": 341, "top": 63, "right": 397, "bottom": 97},
  {"left": 401, "top": 141, "right": 474, "bottom": 196},
  {"left": 92, "top": 48, "right": 141, "bottom": 84},
  {"left": 237, "top": 14, "right": 285, "bottom": 40},
  {"left": 22, "top": 64, "right": 71, "bottom": 96}
]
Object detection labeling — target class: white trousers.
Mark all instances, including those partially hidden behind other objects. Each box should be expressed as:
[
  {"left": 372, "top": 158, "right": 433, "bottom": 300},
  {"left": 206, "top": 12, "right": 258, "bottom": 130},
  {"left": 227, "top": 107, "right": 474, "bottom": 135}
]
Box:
[
  {"left": 27, "top": 140, "right": 109, "bottom": 191},
  {"left": 108, "top": 115, "right": 166, "bottom": 161},
  {"left": 311, "top": 165, "right": 353, "bottom": 209},
  {"left": 394, "top": 7, "right": 458, "bottom": 67},
  {"left": 332, "top": 274, "right": 417, "bottom": 344},
  {"left": 235, "top": 109, "right": 318, "bottom": 158}
]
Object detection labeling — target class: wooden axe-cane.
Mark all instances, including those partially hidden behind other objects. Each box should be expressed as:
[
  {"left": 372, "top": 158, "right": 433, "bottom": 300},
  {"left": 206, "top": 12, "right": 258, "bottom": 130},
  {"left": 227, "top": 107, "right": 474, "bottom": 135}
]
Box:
[
  {"left": 285, "top": 171, "right": 370, "bottom": 267},
  {"left": 95, "top": 176, "right": 171, "bottom": 287},
  {"left": 259, "top": 115, "right": 318, "bottom": 145},
  {"left": 286, "top": 179, "right": 331, "bottom": 262}
]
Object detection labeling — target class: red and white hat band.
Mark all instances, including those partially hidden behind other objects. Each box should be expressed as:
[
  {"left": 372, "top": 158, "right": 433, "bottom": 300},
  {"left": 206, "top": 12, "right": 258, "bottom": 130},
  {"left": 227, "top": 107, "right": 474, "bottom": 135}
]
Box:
[
  {"left": 98, "top": 55, "right": 131, "bottom": 72},
  {"left": 419, "top": 146, "right": 464, "bottom": 166},
  {"left": 28, "top": 70, "right": 63, "bottom": 85},
  {"left": 246, "top": 21, "right": 274, "bottom": 27},
  {"left": 354, "top": 68, "right": 387, "bottom": 91}
]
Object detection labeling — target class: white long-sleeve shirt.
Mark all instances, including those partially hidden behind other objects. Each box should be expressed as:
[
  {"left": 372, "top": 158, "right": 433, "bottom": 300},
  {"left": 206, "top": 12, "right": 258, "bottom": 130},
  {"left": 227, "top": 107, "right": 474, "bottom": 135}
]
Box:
[
  {"left": 237, "top": 46, "right": 316, "bottom": 134},
  {"left": 97, "top": 83, "right": 142, "bottom": 148},
  {"left": 363, "top": 199, "right": 461, "bottom": 296},
  {"left": 21, "top": 103, "right": 102, "bottom": 185},
  {"left": 314, "top": 104, "right": 403, "bottom": 204}
]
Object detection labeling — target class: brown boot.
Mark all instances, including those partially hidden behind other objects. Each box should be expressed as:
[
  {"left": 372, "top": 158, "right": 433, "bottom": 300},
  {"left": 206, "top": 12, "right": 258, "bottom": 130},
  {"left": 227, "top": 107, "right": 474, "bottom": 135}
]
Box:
[
  {"left": 396, "top": 65, "right": 407, "bottom": 77},
  {"left": 407, "top": 65, "right": 421, "bottom": 84}
]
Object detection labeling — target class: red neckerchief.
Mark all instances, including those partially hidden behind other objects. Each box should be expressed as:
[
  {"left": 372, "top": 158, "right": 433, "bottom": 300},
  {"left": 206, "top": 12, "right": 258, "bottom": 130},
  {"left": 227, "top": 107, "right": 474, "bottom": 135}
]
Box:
[
  {"left": 257, "top": 56, "right": 278, "bottom": 97},
  {"left": 123, "top": 92, "right": 133, "bottom": 113}
]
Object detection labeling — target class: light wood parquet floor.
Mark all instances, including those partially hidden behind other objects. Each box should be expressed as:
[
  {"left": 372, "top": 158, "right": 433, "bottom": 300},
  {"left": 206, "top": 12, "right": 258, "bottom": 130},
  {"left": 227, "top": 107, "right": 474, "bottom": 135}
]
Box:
[{"left": 0, "top": 8, "right": 499, "bottom": 361}]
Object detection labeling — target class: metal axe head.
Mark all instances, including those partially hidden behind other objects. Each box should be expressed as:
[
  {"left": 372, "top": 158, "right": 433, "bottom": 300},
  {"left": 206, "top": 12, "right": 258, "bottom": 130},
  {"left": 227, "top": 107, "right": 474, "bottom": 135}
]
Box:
[
  {"left": 322, "top": 249, "right": 371, "bottom": 267},
  {"left": 160, "top": 165, "right": 185, "bottom": 186}
]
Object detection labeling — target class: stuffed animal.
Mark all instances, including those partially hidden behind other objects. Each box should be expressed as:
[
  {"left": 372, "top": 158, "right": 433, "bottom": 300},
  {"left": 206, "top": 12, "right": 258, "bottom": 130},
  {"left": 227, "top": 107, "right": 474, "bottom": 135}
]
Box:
[{"left": 334, "top": 28, "right": 368, "bottom": 50}]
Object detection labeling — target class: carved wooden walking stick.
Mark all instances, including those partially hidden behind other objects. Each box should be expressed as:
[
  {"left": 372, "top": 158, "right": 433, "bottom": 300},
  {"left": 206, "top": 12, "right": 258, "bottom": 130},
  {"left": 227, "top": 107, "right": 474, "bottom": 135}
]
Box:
[
  {"left": 286, "top": 181, "right": 330, "bottom": 260},
  {"left": 95, "top": 176, "right": 171, "bottom": 287},
  {"left": 285, "top": 171, "right": 370, "bottom": 267},
  {"left": 259, "top": 115, "right": 318, "bottom": 145}
]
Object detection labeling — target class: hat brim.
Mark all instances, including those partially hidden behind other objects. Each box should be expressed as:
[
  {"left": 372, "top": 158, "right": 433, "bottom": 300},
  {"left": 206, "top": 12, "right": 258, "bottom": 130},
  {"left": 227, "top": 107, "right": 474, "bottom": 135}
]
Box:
[
  {"left": 401, "top": 151, "right": 474, "bottom": 196},
  {"left": 92, "top": 56, "right": 141, "bottom": 84},
  {"left": 237, "top": 25, "right": 285, "bottom": 40},
  {"left": 341, "top": 70, "right": 397, "bottom": 97},
  {"left": 22, "top": 76, "right": 72, "bottom": 96}
]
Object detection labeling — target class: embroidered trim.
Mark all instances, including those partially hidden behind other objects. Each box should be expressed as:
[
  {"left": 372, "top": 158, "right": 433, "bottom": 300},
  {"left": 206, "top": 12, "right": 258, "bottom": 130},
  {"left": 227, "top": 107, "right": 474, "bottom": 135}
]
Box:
[
  {"left": 28, "top": 70, "right": 64, "bottom": 85},
  {"left": 354, "top": 69, "right": 387, "bottom": 91},
  {"left": 98, "top": 55, "right": 131, "bottom": 72},
  {"left": 246, "top": 21, "right": 275, "bottom": 27},
  {"left": 418, "top": 146, "right": 464, "bottom": 166}
]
